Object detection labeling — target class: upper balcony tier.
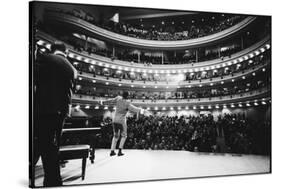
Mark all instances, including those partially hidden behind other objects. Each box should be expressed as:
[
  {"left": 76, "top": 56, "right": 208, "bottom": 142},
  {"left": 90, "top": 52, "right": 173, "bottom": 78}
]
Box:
[
  {"left": 36, "top": 31, "right": 270, "bottom": 72},
  {"left": 43, "top": 11, "right": 256, "bottom": 50}
]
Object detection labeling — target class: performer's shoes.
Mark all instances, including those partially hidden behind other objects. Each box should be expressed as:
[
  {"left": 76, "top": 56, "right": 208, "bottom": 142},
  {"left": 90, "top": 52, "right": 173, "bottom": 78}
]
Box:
[
  {"left": 110, "top": 151, "right": 116, "bottom": 156},
  {"left": 118, "top": 149, "right": 124, "bottom": 156}
]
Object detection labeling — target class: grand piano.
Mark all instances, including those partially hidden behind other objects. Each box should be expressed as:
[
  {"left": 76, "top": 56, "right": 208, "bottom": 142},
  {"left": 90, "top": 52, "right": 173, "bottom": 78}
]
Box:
[{"left": 61, "top": 115, "right": 101, "bottom": 163}]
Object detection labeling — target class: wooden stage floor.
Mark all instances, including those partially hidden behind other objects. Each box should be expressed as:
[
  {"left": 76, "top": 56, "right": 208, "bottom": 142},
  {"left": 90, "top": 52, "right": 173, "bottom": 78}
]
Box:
[{"left": 34, "top": 149, "right": 270, "bottom": 187}]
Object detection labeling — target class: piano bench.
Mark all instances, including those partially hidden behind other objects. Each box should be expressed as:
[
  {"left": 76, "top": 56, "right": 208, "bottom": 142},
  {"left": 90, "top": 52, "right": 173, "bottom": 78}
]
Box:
[{"left": 59, "top": 145, "right": 90, "bottom": 180}]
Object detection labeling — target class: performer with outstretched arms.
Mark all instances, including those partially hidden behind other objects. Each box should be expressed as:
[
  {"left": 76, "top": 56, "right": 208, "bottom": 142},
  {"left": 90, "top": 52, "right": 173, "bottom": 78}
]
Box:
[{"left": 100, "top": 91, "right": 147, "bottom": 156}]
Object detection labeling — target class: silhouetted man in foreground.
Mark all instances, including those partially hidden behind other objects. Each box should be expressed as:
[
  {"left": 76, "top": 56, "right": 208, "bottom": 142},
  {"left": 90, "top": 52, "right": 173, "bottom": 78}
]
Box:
[{"left": 34, "top": 42, "right": 77, "bottom": 186}]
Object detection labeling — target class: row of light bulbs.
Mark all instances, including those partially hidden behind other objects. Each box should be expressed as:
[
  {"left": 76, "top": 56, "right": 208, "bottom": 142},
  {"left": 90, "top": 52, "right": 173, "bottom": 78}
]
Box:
[
  {"left": 74, "top": 99, "right": 269, "bottom": 110},
  {"left": 68, "top": 44, "right": 270, "bottom": 73},
  {"left": 78, "top": 67, "right": 265, "bottom": 88},
  {"left": 37, "top": 40, "right": 270, "bottom": 75}
]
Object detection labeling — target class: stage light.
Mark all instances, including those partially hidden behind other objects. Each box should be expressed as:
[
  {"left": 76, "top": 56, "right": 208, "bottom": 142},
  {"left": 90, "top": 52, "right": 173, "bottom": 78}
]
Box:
[
  {"left": 244, "top": 56, "right": 249, "bottom": 60},
  {"left": 73, "top": 62, "right": 79, "bottom": 65},
  {"left": 189, "top": 69, "right": 193, "bottom": 72},
  {"left": 98, "top": 62, "right": 103, "bottom": 66},
  {"left": 232, "top": 79, "right": 235, "bottom": 82},
  {"left": 143, "top": 86, "right": 146, "bottom": 88},
  {"left": 170, "top": 107, "right": 174, "bottom": 110},
  {"left": 178, "top": 107, "right": 181, "bottom": 110},
  {"left": 252, "top": 72, "right": 256, "bottom": 76},
  {"left": 95, "top": 106, "right": 99, "bottom": 109},
  {"left": 104, "top": 106, "right": 108, "bottom": 110},
  {"left": 118, "top": 83, "right": 122, "bottom": 86},
  {"left": 85, "top": 105, "right": 90, "bottom": 109},
  {"left": 262, "top": 101, "right": 266, "bottom": 105},
  {"left": 78, "top": 77, "right": 82, "bottom": 80},
  {"left": 147, "top": 107, "right": 151, "bottom": 110},
  {"left": 205, "top": 67, "right": 210, "bottom": 70},
  {"left": 162, "top": 107, "right": 166, "bottom": 110},
  {"left": 137, "top": 69, "right": 141, "bottom": 72},
  {"left": 177, "top": 86, "right": 180, "bottom": 88},
  {"left": 254, "top": 102, "right": 259, "bottom": 106},
  {"left": 155, "top": 86, "right": 158, "bottom": 89},
  {"left": 246, "top": 103, "right": 250, "bottom": 107},
  {"left": 210, "top": 83, "right": 213, "bottom": 86},
  {"left": 262, "top": 68, "right": 266, "bottom": 72},
  {"left": 265, "top": 44, "right": 271, "bottom": 49},
  {"left": 260, "top": 48, "right": 265, "bottom": 53},
  {"left": 255, "top": 50, "right": 260, "bottom": 56},
  {"left": 188, "top": 85, "right": 191, "bottom": 88},
  {"left": 249, "top": 53, "right": 254, "bottom": 58},
  {"left": 222, "top": 63, "right": 226, "bottom": 67},
  {"left": 113, "top": 107, "right": 116, "bottom": 110},
  {"left": 233, "top": 60, "right": 238, "bottom": 64},
  {"left": 242, "top": 76, "right": 245, "bottom": 80},
  {"left": 215, "top": 105, "right": 219, "bottom": 109},
  {"left": 111, "top": 65, "right": 116, "bottom": 69},
  {"left": 221, "top": 81, "right": 224, "bottom": 84},
  {"left": 194, "top": 68, "right": 198, "bottom": 72},
  {"left": 105, "top": 82, "right": 109, "bottom": 85},
  {"left": 200, "top": 106, "right": 204, "bottom": 109},
  {"left": 185, "top": 106, "right": 189, "bottom": 110},
  {"left": 223, "top": 105, "right": 227, "bottom": 108},
  {"left": 37, "top": 40, "right": 44, "bottom": 45},
  {"left": 45, "top": 44, "right": 51, "bottom": 49},
  {"left": 231, "top": 104, "right": 235, "bottom": 108},
  {"left": 68, "top": 53, "right": 74, "bottom": 58},
  {"left": 131, "top": 85, "right": 134, "bottom": 88},
  {"left": 239, "top": 58, "right": 244, "bottom": 62},
  {"left": 208, "top": 105, "right": 212, "bottom": 109},
  {"left": 124, "top": 67, "right": 129, "bottom": 71},
  {"left": 227, "top": 62, "right": 232, "bottom": 66},
  {"left": 92, "top": 80, "right": 96, "bottom": 83},
  {"left": 118, "top": 66, "right": 123, "bottom": 70},
  {"left": 193, "top": 106, "right": 197, "bottom": 110},
  {"left": 238, "top": 104, "right": 242, "bottom": 107},
  {"left": 148, "top": 70, "right": 153, "bottom": 73},
  {"left": 154, "top": 107, "right": 158, "bottom": 110},
  {"left": 75, "top": 105, "right": 80, "bottom": 109},
  {"left": 199, "top": 84, "right": 202, "bottom": 87},
  {"left": 172, "top": 70, "right": 176, "bottom": 73},
  {"left": 105, "top": 64, "right": 109, "bottom": 68},
  {"left": 248, "top": 60, "right": 253, "bottom": 64}
]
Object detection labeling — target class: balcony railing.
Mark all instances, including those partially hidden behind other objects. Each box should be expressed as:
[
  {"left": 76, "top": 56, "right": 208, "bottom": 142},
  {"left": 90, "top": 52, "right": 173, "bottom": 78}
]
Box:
[
  {"left": 45, "top": 11, "right": 256, "bottom": 50},
  {"left": 36, "top": 30, "right": 270, "bottom": 71},
  {"left": 72, "top": 87, "right": 270, "bottom": 106},
  {"left": 77, "top": 62, "right": 268, "bottom": 87}
]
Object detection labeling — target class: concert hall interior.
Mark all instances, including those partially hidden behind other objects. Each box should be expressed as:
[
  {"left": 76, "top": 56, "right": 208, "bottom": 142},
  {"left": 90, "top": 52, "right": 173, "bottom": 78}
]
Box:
[{"left": 30, "top": 1, "right": 271, "bottom": 187}]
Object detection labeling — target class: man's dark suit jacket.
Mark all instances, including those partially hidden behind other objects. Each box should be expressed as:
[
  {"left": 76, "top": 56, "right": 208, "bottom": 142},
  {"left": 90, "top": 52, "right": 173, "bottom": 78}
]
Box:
[{"left": 35, "top": 52, "right": 75, "bottom": 116}]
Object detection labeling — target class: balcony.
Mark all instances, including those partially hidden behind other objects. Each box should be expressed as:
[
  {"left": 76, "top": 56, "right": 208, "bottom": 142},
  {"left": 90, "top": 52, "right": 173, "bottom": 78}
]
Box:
[
  {"left": 77, "top": 61, "right": 268, "bottom": 88},
  {"left": 44, "top": 11, "right": 256, "bottom": 50},
  {"left": 36, "top": 30, "right": 270, "bottom": 71},
  {"left": 72, "top": 87, "right": 269, "bottom": 107}
]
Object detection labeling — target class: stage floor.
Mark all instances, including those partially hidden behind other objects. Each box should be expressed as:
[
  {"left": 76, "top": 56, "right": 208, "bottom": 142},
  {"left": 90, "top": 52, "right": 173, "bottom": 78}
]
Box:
[{"left": 34, "top": 149, "right": 270, "bottom": 187}]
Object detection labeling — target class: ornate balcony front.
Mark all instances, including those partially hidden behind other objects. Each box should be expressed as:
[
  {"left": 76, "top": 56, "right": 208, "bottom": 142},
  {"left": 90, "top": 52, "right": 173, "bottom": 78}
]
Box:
[{"left": 44, "top": 11, "right": 256, "bottom": 50}]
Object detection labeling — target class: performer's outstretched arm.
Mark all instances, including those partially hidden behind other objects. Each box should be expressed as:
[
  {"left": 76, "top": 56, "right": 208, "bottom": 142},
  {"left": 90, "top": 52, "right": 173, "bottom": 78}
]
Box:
[{"left": 100, "top": 96, "right": 121, "bottom": 105}]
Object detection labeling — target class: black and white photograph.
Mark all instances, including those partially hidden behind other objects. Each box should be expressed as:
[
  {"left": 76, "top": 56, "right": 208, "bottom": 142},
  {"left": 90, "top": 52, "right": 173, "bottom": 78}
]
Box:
[{"left": 29, "top": 1, "right": 271, "bottom": 187}]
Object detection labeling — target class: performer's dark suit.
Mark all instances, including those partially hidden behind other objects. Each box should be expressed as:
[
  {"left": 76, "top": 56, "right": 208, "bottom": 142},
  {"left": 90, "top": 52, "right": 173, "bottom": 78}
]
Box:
[{"left": 34, "top": 51, "right": 75, "bottom": 186}]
